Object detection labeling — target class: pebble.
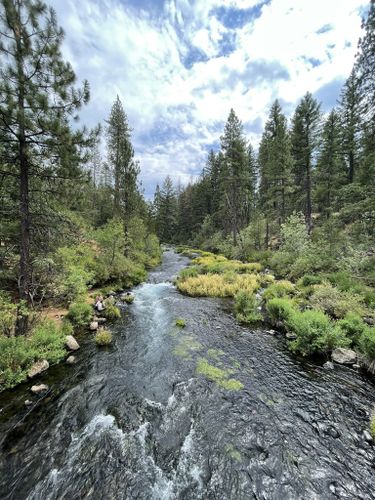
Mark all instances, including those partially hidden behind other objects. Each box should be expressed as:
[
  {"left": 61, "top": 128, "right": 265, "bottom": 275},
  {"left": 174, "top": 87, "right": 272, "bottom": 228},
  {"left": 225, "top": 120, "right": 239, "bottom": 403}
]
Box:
[
  {"left": 66, "top": 355, "right": 77, "bottom": 365},
  {"left": 31, "top": 384, "right": 49, "bottom": 394}
]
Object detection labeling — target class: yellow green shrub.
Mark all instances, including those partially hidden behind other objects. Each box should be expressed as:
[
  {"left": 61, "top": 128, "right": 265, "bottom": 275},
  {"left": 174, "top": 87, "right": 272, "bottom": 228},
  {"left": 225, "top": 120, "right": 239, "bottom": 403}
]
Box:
[{"left": 177, "top": 273, "right": 260, "bottom": 297}]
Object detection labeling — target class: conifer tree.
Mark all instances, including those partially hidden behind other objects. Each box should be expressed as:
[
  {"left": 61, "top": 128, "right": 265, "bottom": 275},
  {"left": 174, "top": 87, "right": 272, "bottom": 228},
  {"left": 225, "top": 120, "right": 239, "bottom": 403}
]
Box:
[
  {"left": 291, "top": 92, "right": 321, "bottom": 233},
  {"left": 155, "top": 176, "right": 177, "bottom": 242},
  {"left": 338, "top": 70, "right": 361, "bottom": 183},
  {"left": 0, "top": 0, "right": 92, "bottom": 333},
  {"left": 220, "top": 109, "right": 250, "bottom": 245},
  {"left": 315, "top": 109, "right": 345, "bottom": 216},
  {"left": 106, "top": 96, "right": 140, "bottom": 253}
]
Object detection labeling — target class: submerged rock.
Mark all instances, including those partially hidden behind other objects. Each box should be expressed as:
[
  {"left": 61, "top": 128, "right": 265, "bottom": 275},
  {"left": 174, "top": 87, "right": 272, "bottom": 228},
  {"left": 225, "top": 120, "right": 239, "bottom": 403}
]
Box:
[
  {"left": 30, "top": 384, "right": 48, "bottom": 394},
  {"left": 65, "top": 335, "right": 80, "bottom": 351},
  {"left": 363, "top": 430, "right": 373, "bottom": 443},
  {"left": 24, "top": 400, "right": 33, "bottom": 406},
  {"left": 28, "top": 360, "right": 49, "bottom": 378},
  {"left": 323, "top": 361, "right": 334, "bottom": 370},
  {"left": 331, "top": 348, "right": 357, "bottom": 365},
  {"left": 66, "top": 355, "right": 77, "bottom": 365},
  {"left": 90, "top": 321, "right": 99, "bottom": 331}
]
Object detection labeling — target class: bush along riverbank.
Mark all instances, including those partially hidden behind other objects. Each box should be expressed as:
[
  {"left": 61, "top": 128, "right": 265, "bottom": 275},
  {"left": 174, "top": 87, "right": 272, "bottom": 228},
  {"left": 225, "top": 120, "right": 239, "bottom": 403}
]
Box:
[
  {"left": 175, "top": 246, "right": 375, "bottom": 438},
  {"left": 0, "top": 216, "right": 161, "bottom": 393}
]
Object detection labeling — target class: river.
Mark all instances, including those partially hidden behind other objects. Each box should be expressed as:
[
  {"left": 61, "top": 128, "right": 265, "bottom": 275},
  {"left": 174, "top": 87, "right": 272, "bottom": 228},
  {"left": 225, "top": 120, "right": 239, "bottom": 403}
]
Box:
[{"left": 0, "top": 249, "right": 374, "bottom": 499}]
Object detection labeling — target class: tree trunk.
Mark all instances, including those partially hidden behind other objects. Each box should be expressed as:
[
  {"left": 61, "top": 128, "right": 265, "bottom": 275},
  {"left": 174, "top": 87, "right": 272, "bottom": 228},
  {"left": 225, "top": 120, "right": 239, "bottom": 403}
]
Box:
[
  {"left": 348, "top": 150, "right": 354, "bottom": 183},
  {"left": 15, "top": 7, "right": 31, "bottom": 335},
  {"left": 306, "top": 155, "right": 312, "bottom": 234}
]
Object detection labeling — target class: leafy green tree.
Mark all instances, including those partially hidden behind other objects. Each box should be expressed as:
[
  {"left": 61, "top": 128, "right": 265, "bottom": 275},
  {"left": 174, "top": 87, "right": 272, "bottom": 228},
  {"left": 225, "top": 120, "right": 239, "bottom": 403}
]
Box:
[
  {"left": 291, "top": 92, "right": 321, "bottom": 233},
  {"left": 0, "top": 0, "right": 93, "bottom": 333}
]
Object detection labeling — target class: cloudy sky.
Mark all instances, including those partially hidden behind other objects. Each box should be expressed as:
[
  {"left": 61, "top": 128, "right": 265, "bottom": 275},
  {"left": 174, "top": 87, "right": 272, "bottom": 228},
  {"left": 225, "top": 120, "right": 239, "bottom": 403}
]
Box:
[{"left": 50, "top": 0, "right": 368, "bottom": 198}]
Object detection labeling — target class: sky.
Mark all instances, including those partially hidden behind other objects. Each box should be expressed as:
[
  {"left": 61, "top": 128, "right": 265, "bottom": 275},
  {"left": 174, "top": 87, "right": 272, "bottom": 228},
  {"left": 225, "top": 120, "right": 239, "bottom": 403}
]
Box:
[{"left": 49, "top": 0, "right": 369, "bottom": 198}]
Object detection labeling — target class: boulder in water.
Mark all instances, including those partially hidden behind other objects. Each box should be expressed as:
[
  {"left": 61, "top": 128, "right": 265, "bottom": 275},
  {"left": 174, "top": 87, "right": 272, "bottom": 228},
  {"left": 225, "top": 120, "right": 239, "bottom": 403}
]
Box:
[
  {"left": 363, "top": 430, "right": 373, "bottom": 443},
  {"left": 331, "top": 348, "right": 357, "bottom": 365},
  {"left": 65, "top": 335, "right": 80, "bottom": 351},
  {"left": 31, "top": 384, "right": 48, "bottom": 394},
  {"left": 28, "top": 360, "right": 49, "bottom": 378},
  {"left": 323, "top": 361, "right": 334, "bottom": 370},
  {"left": 66, "top": 355, "right": 77, "bottom": 365}
]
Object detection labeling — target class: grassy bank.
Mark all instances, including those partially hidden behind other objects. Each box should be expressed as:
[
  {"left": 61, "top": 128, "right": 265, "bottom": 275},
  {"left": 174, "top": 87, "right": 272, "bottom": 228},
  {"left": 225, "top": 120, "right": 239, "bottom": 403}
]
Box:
[
  {"left": 0, "top": 217, "right": 161, "bottom": 392},
  {"left": 175, "top": 247, "right": 375, "bottom": 370}
]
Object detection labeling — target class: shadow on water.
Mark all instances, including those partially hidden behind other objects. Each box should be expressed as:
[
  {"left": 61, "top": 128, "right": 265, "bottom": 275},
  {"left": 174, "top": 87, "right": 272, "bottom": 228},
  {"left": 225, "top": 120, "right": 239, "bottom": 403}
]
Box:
[{"left": 0, "top": 250, "right": 374, "bottom": 499}]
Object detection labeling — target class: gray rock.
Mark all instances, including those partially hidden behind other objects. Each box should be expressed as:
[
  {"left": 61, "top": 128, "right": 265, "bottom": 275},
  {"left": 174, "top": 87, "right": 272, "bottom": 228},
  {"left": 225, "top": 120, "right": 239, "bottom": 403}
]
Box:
[
  {"left": 89, "top": 321, "right": 99, "bottom": 331},
  {"left": 331, "top": 348, "right": 357, "bottom": 365},
  {"left": 286, "top": 332, "right": 297, "bottom": 340},
  {"left": 24, "top": 399, "right": 33, "bottom": 406},
  {"left": 107, "top": 291, "right": 116, "bottom": 297},
  {"left": 363, "top": 430, "right": 373, "bottom": 442},
  {"left": 266, "top": 330, "right": 276, "bottom": 336},
  {"left": 65, "top": 335, "right": 80, "bottom": 351},
  {"left": 28, "top": 360, "right": 49, "bottom": 378},
  {"left": 352, "top": 363, "right": 361, "bottom": 370},
  {"left": 31, "top": 384, "right": 48, "bottom": 394},
  {"left": 66, "top": 355, "right": 77, "bottom": 365},
  {"left": 363, "top": 317, "right": 374, "bottom": 326},
  {"left": 323, "top": 361, "right": 334, "bottom": 370},
  {"left": 97, "top": 317, "right": 107, "bottom": 324}
]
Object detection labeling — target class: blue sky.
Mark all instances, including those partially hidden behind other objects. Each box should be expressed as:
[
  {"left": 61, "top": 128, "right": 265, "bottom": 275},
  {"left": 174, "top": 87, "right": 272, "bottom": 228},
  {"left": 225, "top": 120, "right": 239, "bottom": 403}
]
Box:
[{"left": 50, "top": 0, "right": 368, "bottom": 198}]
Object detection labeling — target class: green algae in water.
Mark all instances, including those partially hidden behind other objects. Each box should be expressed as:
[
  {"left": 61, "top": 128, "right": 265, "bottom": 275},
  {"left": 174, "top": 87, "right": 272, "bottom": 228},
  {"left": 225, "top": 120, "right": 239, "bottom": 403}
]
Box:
[
  {"left": 195, "top": 358, "right": 244, "bottom": 391},
  {"left": 173, "top": 336, "right": 202, "bottom": 359},
  {"left": 207, "top": 348, "right": 225, "bottom": 360},
  {"left": 175, "top": 318, "right": 186, "bottom": 328},
  {"left": 224, "top": 444, "right": 242, "bottom": 461}
]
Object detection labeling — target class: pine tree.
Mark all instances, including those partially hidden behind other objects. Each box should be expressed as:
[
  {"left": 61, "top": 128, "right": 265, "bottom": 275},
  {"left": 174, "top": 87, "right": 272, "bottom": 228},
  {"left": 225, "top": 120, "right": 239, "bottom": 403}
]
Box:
[
  {"left": 291, "top": 92, "right": 321, "bottom": 233},
  {"left": 338, "top": 70, "right": 361, "bottom": 183},
  {"left": 220, "top": 109, "right": 251, "bottom": 245},
  {"left": 258, "top": 100, "right": 292, "bottom": 246},
  {"left": 0, "top": 0, "right": 92, "bottom": 333},
  {"left": 315, "top": 109, "right": 345, "bottom": 216},
  {"left": 106, "top": 96, "right": 140, "bottom": 254},
  {"left": 155, "top": 176, "right": 177, "bottom": 243}
]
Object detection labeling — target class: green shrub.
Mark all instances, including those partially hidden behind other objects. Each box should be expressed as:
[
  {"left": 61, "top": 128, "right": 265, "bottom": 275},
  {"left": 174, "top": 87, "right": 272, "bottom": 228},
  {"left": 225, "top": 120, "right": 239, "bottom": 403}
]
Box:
[
  {"left": 0, "top": 292, "right": 18, "bottom": 337},
  {"left": 263, "top": 280, "right": 295, "bottom": 301},
  {"left": 310, "top": 282, "right": 364, "bottom": 318},
  {"left": 298, "top": 274, "right": 323, "bottom": 287},
  {"left": 358, "top": 326, "right": 375, "bottom": 360},
  {"left": 67, "top": 302, "right": 93, "bottom": 327},
  {"left": 122, "top": 294, "right": 134, "bottom": 304},
  {"left": 176, "top": 318, "right": 186, "bottom": 328},
  {"left": 266, "top": 298, "right": 297, "bottom": 325},
  {"left": 29, "top": 320, "right": 66, "bottom": 364},
  {"left": 235, "top": 291, "right": 262, "bottom": 324},
  {"left": 179, "top": 266, "right": 200, "bottom": 280},
  {"left": 95, "top": 329, "right": 112, "bottom": 346},
  {"left": 0, "top": 337, "right": 36, "bottom": 389},
  {"left": 286, "top": 309, "right": 350, "bottom": 356},
  {"left": 103, "top": 303, "right": 121, "bottom": 320},
  {"left": 337, "top": 313, "right": 367, "bottom": 344}
]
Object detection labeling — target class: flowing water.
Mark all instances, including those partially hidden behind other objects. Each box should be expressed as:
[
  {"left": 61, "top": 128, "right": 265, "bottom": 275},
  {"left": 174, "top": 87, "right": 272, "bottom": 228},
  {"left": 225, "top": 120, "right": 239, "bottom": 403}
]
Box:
[{"left": 0, "top": 250, "right": 375, "bottom": 499}]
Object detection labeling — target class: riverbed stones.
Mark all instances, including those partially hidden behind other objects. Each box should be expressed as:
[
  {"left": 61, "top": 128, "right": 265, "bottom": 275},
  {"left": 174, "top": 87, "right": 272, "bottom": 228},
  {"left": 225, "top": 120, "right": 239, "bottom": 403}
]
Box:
[
  {"left": 93, "top": 316, "right": 107, "bottom": 324},
  {"left": 66, "top": 355, "right": 77, "bottom": 365},
  {"left": 331, "top": 348, "right": 357, "bottom": 365},
  {"left": 90, "top": 321, "right": 99, "bottom": 331},
  {"left": 323, "top": 361, "right": 334, "bottom": 370},
  {"left": 30, "top": 384, "right": 48, "bottom": 394},
  {"left": 28, "top": 360, "right": 49, "bottom": 378},
  {"left": 65, "top": 335, "right": 80, "bottom": 351}
]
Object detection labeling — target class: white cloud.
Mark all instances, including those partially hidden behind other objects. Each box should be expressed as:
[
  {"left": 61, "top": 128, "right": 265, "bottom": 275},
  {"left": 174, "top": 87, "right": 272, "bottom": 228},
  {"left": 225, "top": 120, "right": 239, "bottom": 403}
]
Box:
[{"left": 49, "top": 0, "right": 367, "bottom": 197}]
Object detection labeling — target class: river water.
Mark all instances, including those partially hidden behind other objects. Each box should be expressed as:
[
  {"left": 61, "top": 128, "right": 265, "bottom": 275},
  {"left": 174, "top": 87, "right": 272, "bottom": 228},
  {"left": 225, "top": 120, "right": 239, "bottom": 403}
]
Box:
[{"left": 0, "top": 250, "right": 374, "bottom": 499}]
